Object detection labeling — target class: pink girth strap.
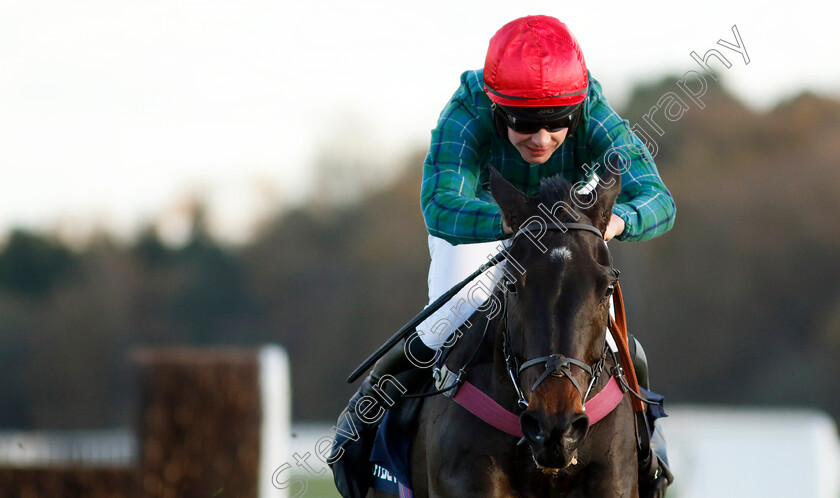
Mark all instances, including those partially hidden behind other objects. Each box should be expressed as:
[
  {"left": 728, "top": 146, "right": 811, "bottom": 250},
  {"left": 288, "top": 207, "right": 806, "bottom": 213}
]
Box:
[{"left": 451, "top": 376, "right": 624, "bottom": 438}]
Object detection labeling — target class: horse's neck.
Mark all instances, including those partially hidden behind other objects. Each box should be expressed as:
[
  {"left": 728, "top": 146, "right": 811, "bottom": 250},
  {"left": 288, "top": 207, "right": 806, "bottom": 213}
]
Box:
[
  {"left": 443, "top": 304, "right": 521, "bottom": 405},
  {"left": 445, "top": 309, "right": 498, "bottom": 367}
]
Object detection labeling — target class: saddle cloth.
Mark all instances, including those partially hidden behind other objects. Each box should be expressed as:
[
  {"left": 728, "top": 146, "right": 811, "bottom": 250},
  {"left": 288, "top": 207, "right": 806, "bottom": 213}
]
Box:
[{"left": 370, "top": 410, "right": 414, "bottom": 497}]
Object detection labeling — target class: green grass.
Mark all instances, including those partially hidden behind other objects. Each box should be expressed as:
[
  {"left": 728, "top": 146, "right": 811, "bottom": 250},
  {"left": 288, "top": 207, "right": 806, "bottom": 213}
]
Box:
[{"left": 297, "top": 477, "right": 341, "bottom": 498}]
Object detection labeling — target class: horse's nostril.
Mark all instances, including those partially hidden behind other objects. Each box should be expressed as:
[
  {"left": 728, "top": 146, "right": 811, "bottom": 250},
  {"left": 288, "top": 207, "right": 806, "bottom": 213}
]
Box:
[
  {"left": 520, "top": 411, "right": 544, "bottom": 442},
  {"left": 522, "top": 411, "right": 590, "bottom": 448},
  {"left": 565, "top": 413, "right": 590, "bottom": 445}
]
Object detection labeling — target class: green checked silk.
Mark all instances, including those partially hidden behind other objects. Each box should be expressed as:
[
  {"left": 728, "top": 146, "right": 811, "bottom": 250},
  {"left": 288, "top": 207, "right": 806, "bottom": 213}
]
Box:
[{"left": 420, "top": 69, "right": 676, "bottom": 245}]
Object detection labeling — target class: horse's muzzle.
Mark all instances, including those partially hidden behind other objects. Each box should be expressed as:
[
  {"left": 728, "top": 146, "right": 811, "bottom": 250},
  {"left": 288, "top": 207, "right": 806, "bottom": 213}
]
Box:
[{"left": 520, "top": 409, "right": 589, "bottom": 470}]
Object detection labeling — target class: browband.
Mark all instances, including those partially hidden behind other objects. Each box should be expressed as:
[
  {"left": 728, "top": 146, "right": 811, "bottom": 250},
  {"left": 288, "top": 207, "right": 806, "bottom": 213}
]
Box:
[{"left": 514, "top": 221, "right": 603, "bottom": 240}]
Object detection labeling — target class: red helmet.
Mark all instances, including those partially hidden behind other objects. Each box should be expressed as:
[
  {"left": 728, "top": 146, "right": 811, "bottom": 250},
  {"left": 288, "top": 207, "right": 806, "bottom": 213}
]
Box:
[{"left": 484, "top": 16, "right": 588, "bottom": 107}]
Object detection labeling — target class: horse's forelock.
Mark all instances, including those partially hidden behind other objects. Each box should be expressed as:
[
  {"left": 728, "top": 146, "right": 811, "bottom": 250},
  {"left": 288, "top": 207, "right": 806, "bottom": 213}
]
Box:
[
  {"left": 536, "top": 175, "right": 583, "bottom": 222},
  {"left": 537, "top": 175, "right": 573, "bottom": 204}
]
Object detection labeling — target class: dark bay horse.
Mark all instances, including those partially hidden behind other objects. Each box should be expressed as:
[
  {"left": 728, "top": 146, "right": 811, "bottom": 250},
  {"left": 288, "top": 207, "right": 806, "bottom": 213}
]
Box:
[{"left": 407, "top": 168, "right": 639, "bottom": 497}]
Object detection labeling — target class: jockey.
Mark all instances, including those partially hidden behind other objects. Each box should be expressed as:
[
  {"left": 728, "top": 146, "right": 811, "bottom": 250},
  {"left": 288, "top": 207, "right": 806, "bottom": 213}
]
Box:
[{"left": 331, "top": 15, "right": 676, "bottom": 498}]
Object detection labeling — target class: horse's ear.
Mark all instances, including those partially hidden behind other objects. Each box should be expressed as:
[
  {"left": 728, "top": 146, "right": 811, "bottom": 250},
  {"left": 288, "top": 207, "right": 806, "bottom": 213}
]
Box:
[
  {"left": 490, "top": 167, "right": 531, "bottom": 233},
  {"left": 578, "top": 161, "right": 622, "bottom": 235}
]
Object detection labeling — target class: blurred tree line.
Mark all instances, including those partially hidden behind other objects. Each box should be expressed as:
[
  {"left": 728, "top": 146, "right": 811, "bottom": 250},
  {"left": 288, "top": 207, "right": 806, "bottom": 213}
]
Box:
[{"left": 0, "top": 77, "right": 838, "bottom": 429}]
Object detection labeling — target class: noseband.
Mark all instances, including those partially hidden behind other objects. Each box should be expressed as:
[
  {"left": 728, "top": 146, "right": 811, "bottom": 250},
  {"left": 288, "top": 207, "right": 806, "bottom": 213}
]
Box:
[{"left": 502, "top": 221, "right": 614, "bottom": 410}]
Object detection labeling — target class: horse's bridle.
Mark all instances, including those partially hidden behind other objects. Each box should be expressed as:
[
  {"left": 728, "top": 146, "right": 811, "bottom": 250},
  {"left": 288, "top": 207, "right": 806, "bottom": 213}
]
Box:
[{"left": 501, "top": 221, "right": 615, "bottom": 410}]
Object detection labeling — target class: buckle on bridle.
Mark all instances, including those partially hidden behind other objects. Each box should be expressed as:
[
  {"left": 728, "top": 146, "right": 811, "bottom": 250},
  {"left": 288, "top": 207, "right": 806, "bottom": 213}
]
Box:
[{"left": 433, "top": 365, "right": 464, "bottom": 398}]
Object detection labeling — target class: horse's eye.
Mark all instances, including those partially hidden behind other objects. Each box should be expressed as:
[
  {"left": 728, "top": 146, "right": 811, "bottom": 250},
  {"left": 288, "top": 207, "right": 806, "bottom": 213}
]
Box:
[{"left": 604, "top": 283, "right": 616, "bottom": 299}]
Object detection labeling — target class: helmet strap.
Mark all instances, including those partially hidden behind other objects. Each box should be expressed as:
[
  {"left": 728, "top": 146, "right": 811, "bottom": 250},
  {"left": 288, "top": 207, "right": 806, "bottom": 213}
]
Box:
[
  {"left": 491, "top": 104, "right": 508, "bottom": 137},
  {"left": 566, "top": 106, "right": 583, "bottom": 140}
]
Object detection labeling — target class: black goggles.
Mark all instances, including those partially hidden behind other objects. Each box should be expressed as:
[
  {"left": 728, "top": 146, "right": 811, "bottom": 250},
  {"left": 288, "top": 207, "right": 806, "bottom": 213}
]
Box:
[{"left": 495, "top": 105, "right": 579, "bottom": 134}]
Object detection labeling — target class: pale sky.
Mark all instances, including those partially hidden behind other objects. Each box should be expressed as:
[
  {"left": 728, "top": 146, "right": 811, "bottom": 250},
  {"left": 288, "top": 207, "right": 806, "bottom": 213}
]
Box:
[{"left": 1, "top": 0, "right": 837, "bottom": 245}]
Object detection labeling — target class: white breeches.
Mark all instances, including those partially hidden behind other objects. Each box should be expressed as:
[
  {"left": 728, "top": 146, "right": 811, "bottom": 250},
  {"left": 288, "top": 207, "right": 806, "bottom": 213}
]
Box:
[
  {"left": 416, "top": 235, "right": 618, "bottom": 352},
  {"left": 416, "top": 236, "right": 510, "bottom": 349}
]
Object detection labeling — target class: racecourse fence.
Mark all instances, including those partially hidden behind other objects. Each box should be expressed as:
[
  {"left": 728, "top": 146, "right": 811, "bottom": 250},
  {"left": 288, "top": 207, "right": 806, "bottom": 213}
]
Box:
[
  {"left": 0, "top": 429, "right": 136, "bottom": 468},
  {"left": 0, "top": 345, "right": 290, "bottom": 498}
]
